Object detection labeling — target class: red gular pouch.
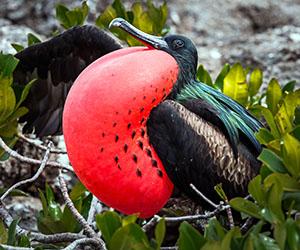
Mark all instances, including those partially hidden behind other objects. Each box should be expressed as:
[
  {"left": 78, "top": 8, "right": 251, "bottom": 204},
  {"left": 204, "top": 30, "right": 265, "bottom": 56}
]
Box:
[{"left": 63, "top": 47, "right": 179, "bottom": 218}]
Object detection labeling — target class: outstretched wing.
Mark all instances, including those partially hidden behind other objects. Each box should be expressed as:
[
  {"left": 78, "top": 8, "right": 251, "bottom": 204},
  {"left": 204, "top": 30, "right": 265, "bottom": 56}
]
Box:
[
  {"left": 14, "top": 25, "right": 122, "bottom": 137},
  {"left": 147, "top": 100, "right": 260, "bottom": 203}
]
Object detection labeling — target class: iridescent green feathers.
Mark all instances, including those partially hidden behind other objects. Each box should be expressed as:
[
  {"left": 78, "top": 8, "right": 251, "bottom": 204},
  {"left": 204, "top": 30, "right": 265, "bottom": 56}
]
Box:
[{"left": 177, "top": 81, "right": 262, "bottom": 155}]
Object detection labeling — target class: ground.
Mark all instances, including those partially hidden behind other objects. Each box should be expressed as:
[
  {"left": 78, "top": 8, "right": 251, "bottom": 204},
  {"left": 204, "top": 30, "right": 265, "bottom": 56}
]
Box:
[{"left": 0, "top": 0, "right": 299, "bottom": 231}]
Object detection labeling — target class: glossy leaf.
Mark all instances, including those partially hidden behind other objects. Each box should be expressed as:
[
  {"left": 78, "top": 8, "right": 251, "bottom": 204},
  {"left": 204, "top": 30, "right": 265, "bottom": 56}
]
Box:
[
  {"left": 122, "top": 214, "right": 138, "bottom": 227},
  {"left": 281, "top": 133, "right": 300, "bottom": 178},
  {"left": 264, "top": 173, "right": 300, "bottom": 192},
  {"left": 108, "top": 223, "right": 151, "bottom": 250},
  {"left": 230, "top": 198, "right": 262, "bottom": 219},
  {"left": 155, "top": 218, "right": 165, "bottom": 248},
  {"left": 258, "top": 148, "right": 287, "bottom": 173},
  {"left": 214, "top": 63, "right": 230, "bottom": 91},
  {"left": 266, "top": 78, "right": 282, "bottom": 114},
  {"left": 96, "top": 211, "right": 122, "bottom": 244},
  {"left": 11, "top": 43, "right": 24, "bottom": 53},
  {"left": 282, "top": 80, "right": 296, "bottom": 93},
  {"left": 261, "top": 107, "right": 280, "bottom": 138},
  {"left": 248, "top": 175, "right": 265, "bottom": 206},
  {"left": 255, "top": 128, "right": 274, "bottom": 145},
  {"left": 265, "top": 181, "right": 284, "bottom": 223},
  {"left": 223, "top": 63, "right": 248, "bottom": 105},
  {"left": 0, "top": 220, "right": 8, "bottom": 244},
  {"left": 178, "top": 221, "right": 206, "bottom": 250},
  {"left": 7, "top": 219, "right": 20, "bottom": 246},
  {"left": 0, "top": 84, "right": 16, "bottom": 123},
  {"left": 27, "top": 33, "right": 41, "bottom": 46},
  {"left": 197, "top": 65, "right": 213, "bottom": 87},
  {"left": 274, "top": 90, "right": 300, "bottom": 134},
  {"left": 204, "top": 218, "right": 226, "bottom": 241},
  {"left": 249, "top": 68, "right": 263, "bottom": 97},
  {"left": 0, "top": 53, "right": 19, "bottom": 78}
]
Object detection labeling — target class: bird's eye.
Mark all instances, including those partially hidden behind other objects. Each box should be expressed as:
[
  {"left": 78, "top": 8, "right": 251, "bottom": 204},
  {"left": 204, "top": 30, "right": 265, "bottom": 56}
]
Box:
[{"left": 172, "top": 39, "right": 185, "bottom": 50}]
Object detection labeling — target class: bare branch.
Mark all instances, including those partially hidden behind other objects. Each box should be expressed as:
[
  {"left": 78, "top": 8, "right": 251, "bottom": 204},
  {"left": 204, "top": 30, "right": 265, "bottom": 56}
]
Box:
[
  {"left": 0, "top": 142, "right": 52, "bottom": 201},
  {"left": 18, "top": 133, "right": 67, "bottom": 154},
  {"left": 160, "top": 247, "right": 178, "bottom": 250},
  {"left": 190, "top": 183, "right": 219, "bottom": 208},
  {"left": 62, "top": 238, "right": 101, "bottom": 250},
  {"left": 225, "top": 200, "right": 234, "bottom": 229},
  {"left": 87, "top": 195, "right": 99, "bottom": 226},
  {"left": 142, "top": 215, "right": 160, "bottom": 231},
  {"left": 0, "top": 137, "right": 73, "bottom": 171},
  {"left": 58, "top": 173, "right": 97, "bottom": 238},
  {"left": 0, "top": 245, "right": 33, "bottom": 250},
  {"left": 241, "top": 217, "right": 254, "bottom": 233}
]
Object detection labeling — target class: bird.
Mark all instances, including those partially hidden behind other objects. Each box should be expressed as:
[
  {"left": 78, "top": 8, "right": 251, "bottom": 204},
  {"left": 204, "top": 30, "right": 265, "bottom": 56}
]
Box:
[{"left": 13, "top": 18, "right": 262, "bottom": 218}]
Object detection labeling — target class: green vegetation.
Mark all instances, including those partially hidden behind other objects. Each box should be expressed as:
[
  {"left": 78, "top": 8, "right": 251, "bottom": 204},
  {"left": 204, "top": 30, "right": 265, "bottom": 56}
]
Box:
[{"left": 0, "top": 1, "right": 299, "bottom": 249}]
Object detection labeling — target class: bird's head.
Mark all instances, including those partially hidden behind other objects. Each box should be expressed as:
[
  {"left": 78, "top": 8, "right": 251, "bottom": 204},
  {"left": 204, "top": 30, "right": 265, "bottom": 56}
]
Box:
[{"left": 110, "top": 18, "right": 198, "bottom": 97}]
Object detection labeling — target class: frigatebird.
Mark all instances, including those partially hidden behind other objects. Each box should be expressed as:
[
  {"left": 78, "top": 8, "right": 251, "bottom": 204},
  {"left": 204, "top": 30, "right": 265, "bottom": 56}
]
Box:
[{"left": 13, "top": 18, "right": 262, "bottom": 217}]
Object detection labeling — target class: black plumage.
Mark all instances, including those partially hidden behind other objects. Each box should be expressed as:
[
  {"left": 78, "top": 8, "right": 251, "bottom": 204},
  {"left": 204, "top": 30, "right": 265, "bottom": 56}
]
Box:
[{"left": 14, "top": 25, "right": 121, "bottom": 136}]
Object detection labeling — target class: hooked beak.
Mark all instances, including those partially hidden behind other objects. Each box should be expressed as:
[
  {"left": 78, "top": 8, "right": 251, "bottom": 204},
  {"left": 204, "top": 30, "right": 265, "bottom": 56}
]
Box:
[{"left": 109, "top": 18, "right": 168, "bottom": 50}]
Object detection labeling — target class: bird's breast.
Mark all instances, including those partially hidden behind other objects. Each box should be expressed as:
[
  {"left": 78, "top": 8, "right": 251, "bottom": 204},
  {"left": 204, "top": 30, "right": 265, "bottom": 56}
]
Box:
[{"left": 63, "top": 47, "right": 178, "bottom": 217}]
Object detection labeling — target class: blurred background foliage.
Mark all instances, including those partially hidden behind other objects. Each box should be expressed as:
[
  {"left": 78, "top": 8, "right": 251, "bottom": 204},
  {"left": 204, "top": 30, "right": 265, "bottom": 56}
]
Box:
[{"left": 0, "top": 0, "right": 299, "bottom": 249}]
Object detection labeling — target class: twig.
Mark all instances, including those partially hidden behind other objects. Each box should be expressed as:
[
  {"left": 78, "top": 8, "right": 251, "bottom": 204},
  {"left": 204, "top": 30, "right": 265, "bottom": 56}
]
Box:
[
  {"left": 18, "top": 133, "right": 67, "bottom": 154},
  {"left": 0, "top": 142, "right": 52, "bottom": 201},
  {"left": 62, "top": 238, "right": 101, "bottom": 250},
  {"left": 241, "top": 217, "right": 254, "bottom": 233},
  {"left": 87, "top": 195, "right": 99, "bottom": 226},
  {"left": 190, "top": 183, "right": 219, "bottom": 208},
  {"left": 142, "top": 215, "right": 160, "bottom": 231},
  {"left": 0, "top": 245, "right": 33, "bottom": 250},
  {"left": 224, "top": 199, "right": 234, "bottom": 229},
  {"left": 160, "top": 247, "right": 178, "bottom": 250},
  {"left": 58, "top": 173, "right": 97, "bottom": 238},
  {"left": 0, "top": 137, "right": 73, "bottom": 171}
]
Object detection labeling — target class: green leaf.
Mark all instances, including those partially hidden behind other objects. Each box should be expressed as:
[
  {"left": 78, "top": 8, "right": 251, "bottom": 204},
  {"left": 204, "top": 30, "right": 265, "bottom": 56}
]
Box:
[
  {"left": 11, "top": 43, "right": 24, "bottom": 53},
  {"left": 281, "top": 133, "right": 300, "bottom": 178},
  {"left": 261, "top": 107, "right": 280, "bottom": 139},
  {"left": 220, "top": 227, "right": 241, "bottom": 250},
  {"left": 109, "top": 223, "right": 151, "bottom": 250},
  {"left": 229, "top": 198, "right": 262, "bottom": 219},
  {"left": 223, "top": 63, "right": 248, "bottom": 106},
  {"left": 264, "top": 173, "right": 300, "bottom": 192},
  {"left": 56, "top": 4, "right": 71, "bottom": 28},
  {"left": 96, "top": 211, "right": 122, "bottom": 244},
  {"left": 122, "top": 214, "right": 138, "bottom": 227},
  {"left": 275, "top": 90, "right": 300, "bottom": 134},
  {"left": 155, "top": 218, "right": 165, "bottom": 248},
  {"left": 196, "top": 65, "right": 213, "bottom": 87},
  {"left": 282, "top": 80, "right": 296, "bottom": 93},
  {"left": 178, "top": 221, "right": 205, "bottom": 250},
  {"left": 248, "top": 175, "right": 265, "bottom": 206},
  {"left": 265, "top": 181, "right": 284, "bottom": 223},
  {"left": 27, "top": 33, "right": 41, "bottom": 46},
  {"left": 0, "top": 53, "right": 19, "bottom": 78},
  {"left": 249, "top": 68, "right": 263, "bottom": 97},
  {"left": 18, "top": 234, "right": 30, "bottom": 247},
  {"left": 266, "top": 78, "right": 282, "bottom": 114},
  {"left": 0, "top": 85, "right": 16, "bottom": 124},
  {"left": 0, "top": 220, "right": 8, "bottom": 244},
  {"left": 258, "top": 148, "right": 287, "bottom": 173},
  {"left": 204, "top": 218, "right": 226, "bottom": 241},
  {"left": 286, "top": 218, "right": 300, "bottom": 250},
  {"left": 274, "top": 222, "right": 287, "bottom": 250},
  {"left": 7, "top": 218, "right": 20, "bottom": 246},
  {"left": 255, "top": 128, "right": 275, "bottom": 145},
  {"left": 214, "top": 64, "right": 230, "bottom": 91}
]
